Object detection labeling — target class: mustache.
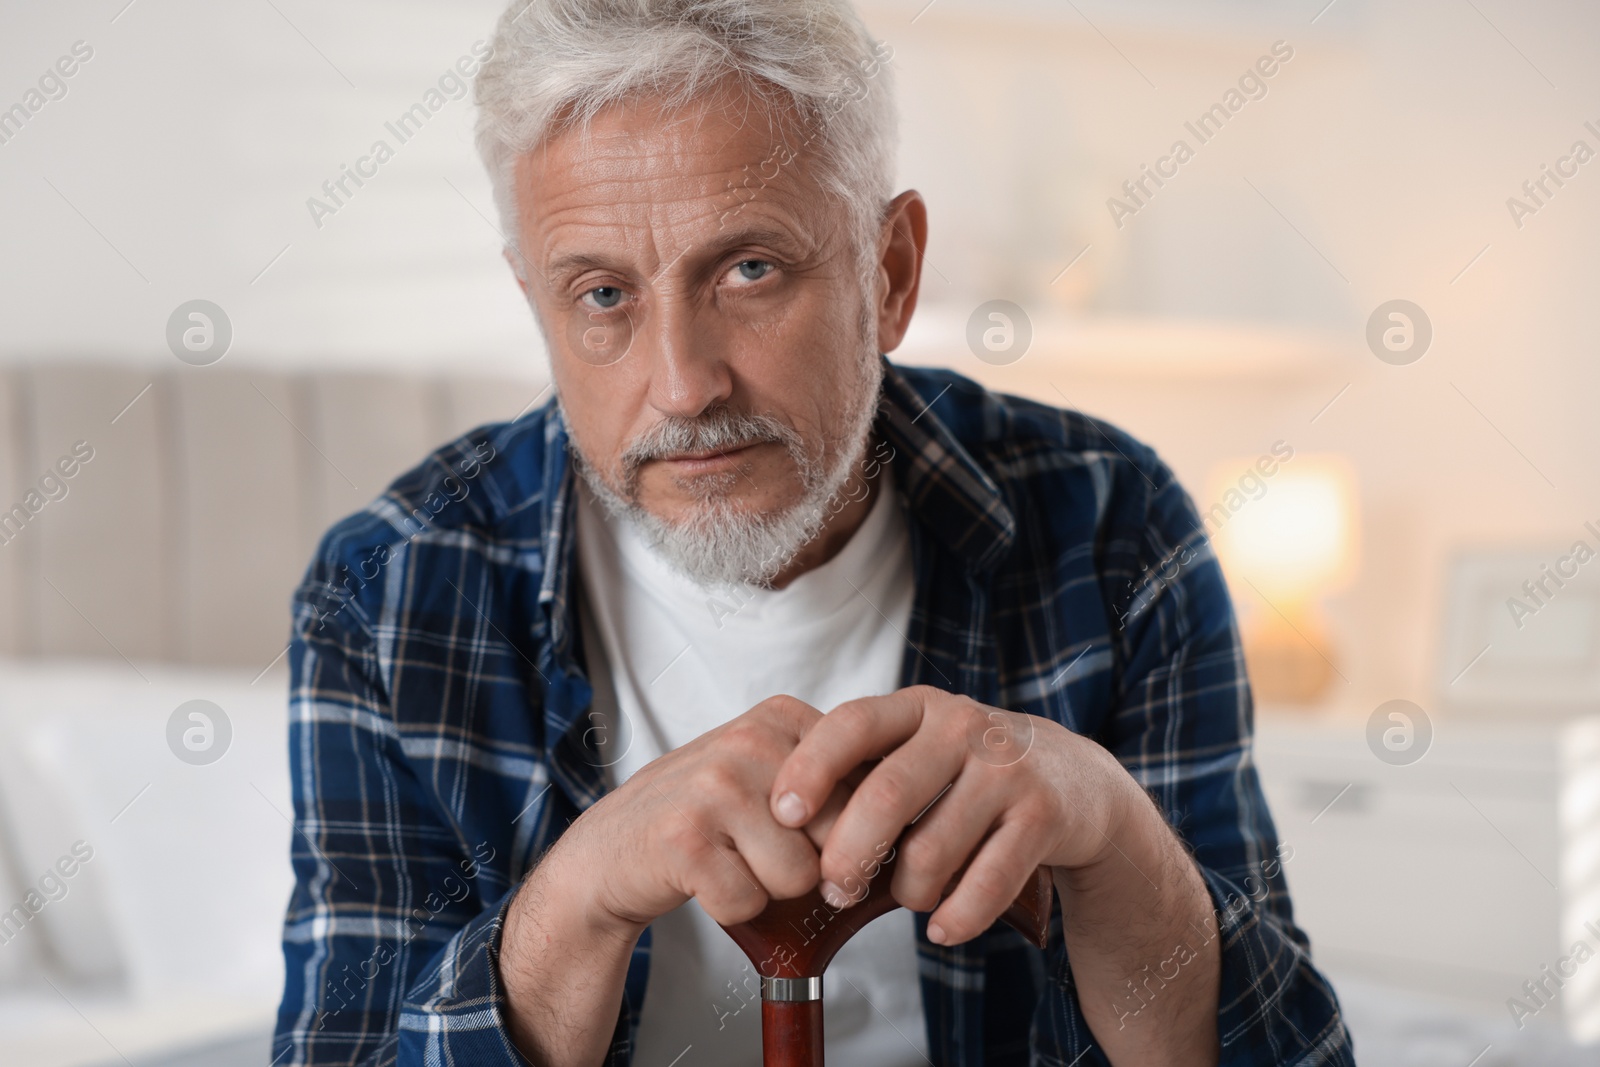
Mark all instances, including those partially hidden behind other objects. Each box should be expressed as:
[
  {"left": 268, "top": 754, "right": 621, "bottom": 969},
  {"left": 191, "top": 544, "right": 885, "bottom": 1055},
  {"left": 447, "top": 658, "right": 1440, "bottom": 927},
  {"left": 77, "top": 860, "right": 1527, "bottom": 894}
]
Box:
[{"left": 619, "top": 406, "right": 802, "bottom": 470}]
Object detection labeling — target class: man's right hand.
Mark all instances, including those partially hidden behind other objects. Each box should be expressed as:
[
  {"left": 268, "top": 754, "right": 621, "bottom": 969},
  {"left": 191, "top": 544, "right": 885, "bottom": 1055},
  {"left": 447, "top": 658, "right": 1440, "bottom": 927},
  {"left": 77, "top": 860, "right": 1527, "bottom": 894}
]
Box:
[
  {"left": 572, "top": 692, "right": 844, "bottom": 931},
  {"left": 498, "top": 694, "right": 847, "bottom": 1065}
]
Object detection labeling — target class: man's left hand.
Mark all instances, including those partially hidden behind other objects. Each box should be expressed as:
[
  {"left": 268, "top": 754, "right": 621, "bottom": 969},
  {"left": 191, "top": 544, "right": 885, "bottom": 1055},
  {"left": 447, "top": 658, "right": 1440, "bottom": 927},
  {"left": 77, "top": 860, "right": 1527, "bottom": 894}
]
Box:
[{"left": 769, "top": 684, "right": 1138, "bottom": 945}]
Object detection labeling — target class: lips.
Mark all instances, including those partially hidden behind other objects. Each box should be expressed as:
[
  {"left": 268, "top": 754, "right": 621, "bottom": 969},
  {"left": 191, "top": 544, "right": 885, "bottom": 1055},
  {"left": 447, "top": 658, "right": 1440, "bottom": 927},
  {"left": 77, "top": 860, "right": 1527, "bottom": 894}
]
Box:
[{"left": 663, "top": 442, "right": 757, "bottom": 463}]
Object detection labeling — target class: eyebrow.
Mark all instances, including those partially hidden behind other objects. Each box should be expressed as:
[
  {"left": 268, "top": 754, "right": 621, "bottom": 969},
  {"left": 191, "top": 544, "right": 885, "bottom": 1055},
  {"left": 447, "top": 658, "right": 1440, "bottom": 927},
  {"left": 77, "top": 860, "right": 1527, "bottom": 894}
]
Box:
[
  {"left": 543, "top": 225, "right": 805, "bottom": 289},
  {"left": 543, "top": 251, "right": 611, "bottom": 285}
]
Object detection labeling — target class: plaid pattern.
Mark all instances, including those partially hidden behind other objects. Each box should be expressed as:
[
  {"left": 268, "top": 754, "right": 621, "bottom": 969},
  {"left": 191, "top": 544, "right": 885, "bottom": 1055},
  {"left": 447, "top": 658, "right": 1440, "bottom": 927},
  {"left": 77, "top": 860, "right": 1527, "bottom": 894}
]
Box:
[{"left": 272, "top": 358, "right": 1353, "bottom": 1066}]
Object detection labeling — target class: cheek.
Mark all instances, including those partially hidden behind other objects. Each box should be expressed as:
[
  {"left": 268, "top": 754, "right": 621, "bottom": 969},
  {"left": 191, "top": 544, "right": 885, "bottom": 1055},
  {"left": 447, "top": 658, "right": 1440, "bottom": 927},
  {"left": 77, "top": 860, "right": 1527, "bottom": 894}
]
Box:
[
  {"left": 555, "top": 363, "right": 647, "bottom": 472},
  {"left": 750, "top": 302, "right": 870, "bottom": 431}
]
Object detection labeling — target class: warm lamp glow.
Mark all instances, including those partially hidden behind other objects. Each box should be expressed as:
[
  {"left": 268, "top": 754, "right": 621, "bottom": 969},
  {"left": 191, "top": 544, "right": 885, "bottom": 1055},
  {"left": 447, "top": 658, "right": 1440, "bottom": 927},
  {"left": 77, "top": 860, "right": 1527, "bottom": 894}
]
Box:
[
  {"left": 1207, "top": 455, "right": 1358, "bottom": 608},
  {"left": 1204, "top": 453, "right": 1359, "bottom": 704}
]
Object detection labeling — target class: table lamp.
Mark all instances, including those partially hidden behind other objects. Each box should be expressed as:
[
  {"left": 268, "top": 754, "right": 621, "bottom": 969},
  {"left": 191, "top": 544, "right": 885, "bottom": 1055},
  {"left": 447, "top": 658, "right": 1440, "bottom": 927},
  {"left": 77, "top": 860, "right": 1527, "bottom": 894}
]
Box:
[{"left": 1205, "top": 453, "right": 1358, "bottom": 704}]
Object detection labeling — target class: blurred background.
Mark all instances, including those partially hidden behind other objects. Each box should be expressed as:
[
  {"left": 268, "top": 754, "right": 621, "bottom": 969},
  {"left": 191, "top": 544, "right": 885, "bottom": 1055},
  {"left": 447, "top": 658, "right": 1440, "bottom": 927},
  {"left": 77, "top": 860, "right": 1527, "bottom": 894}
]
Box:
[{"left": 1, "top": 0, "right": 1598, "bottom": 1063}]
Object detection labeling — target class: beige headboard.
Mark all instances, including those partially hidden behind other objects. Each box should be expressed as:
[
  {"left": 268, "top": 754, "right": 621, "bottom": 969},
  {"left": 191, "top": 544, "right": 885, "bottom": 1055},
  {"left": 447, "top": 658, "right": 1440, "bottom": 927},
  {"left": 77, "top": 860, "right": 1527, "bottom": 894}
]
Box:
[{"left": 0, "top": 363, "right": 548, "bottom": 671}]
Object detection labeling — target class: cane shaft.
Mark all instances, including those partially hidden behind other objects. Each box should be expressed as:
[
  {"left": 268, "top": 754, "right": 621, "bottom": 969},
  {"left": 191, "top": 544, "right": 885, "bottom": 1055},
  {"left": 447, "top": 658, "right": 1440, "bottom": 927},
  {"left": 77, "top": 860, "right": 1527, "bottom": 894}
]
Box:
[
  {"left": 761, "top": 999, "right": 825, "bottom": 1067},
  {"left": 722, "top": 857, "right": 1053, "bottom": 1066}
]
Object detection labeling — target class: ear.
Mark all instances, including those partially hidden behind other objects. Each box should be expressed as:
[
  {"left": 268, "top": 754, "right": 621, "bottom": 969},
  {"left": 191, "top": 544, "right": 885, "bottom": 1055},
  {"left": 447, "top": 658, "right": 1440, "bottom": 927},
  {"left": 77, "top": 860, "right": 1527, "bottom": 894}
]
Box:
[{"left": 873, "top": 190, "right": 928, "bottom": 354}]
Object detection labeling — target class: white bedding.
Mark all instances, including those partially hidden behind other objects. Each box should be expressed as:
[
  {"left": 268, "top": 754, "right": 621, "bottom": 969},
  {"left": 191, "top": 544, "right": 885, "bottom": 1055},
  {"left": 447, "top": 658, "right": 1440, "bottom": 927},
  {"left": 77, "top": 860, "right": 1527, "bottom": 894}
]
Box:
[{"left": 0, "top": 660, "right": 292, "bottom": 1067}]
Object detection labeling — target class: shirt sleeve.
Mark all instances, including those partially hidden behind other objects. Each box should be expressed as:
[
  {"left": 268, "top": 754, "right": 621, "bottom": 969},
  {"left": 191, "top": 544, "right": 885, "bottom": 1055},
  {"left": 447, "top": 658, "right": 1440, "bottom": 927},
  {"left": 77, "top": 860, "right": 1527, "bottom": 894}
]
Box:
[
  {"left": 270, "top": 559, "right": 535, "bottom": 1067},
  {"left": 1101, "top": 457, "right": 1355, "bottom": 1067}
]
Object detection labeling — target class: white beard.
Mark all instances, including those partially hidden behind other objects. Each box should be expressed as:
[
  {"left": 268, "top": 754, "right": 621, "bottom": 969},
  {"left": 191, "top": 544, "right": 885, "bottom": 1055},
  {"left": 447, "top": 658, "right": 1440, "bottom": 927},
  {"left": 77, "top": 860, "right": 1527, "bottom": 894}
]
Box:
[{"left": 563, "top": 354, "right": 884, "bottom": 590}]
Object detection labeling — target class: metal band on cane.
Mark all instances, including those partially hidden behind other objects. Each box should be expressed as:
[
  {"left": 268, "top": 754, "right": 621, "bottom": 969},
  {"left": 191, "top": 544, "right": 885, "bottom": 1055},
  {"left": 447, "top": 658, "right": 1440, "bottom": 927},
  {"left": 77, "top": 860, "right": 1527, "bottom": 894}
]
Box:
[{"left": 762, "top": 976, "right": 824, "bottom": 1002}]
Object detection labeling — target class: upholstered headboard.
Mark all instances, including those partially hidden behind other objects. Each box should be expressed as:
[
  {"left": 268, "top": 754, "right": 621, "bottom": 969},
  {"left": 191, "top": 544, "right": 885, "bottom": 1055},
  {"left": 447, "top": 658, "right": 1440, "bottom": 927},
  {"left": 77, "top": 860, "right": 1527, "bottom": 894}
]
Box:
[{"left": 0, "top": 363, "right": 548, "bottom": 670}]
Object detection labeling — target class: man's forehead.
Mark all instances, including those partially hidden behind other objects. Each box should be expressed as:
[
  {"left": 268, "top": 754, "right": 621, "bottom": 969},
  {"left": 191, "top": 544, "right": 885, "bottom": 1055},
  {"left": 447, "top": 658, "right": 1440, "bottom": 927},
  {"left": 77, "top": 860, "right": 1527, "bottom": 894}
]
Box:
[
  {"left": 515, "top": 86, "right": 830, "bottom": 270},
  {"left": 556, "top": 91, "right": 785, "bottom": 172}
]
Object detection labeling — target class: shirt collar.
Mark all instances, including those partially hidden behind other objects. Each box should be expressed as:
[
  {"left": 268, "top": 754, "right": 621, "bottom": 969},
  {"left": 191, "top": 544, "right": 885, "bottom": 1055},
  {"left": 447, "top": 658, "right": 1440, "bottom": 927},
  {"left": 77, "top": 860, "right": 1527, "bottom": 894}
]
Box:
[
  {"left": 535, "top": 356, "right": 1017, "bottom": 663},
  {"left": 873, "top": 357, "right": 1017, "bottom": 574}
]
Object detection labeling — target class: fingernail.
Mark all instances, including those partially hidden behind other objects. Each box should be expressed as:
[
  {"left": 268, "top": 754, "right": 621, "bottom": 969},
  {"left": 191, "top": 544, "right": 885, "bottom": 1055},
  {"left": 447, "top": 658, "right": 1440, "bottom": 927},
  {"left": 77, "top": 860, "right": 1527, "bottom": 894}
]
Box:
[
  {"left": 821, "top": 881, "right": 846, "bottom": 908},
  {"left": 775, "top": 791, "right": 807, "bottom": 825},
  {"left": 927, "top": 921, "right": 946, "bottom": 944}
]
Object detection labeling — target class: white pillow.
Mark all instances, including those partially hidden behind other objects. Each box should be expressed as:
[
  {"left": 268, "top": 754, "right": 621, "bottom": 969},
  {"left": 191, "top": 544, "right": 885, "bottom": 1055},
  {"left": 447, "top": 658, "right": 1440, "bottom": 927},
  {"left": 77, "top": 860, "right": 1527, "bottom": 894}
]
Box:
[
  {"left": 0, "top": 661, "right": 127, "bottom": 986},
  {"left": 0, "top": 800, "right": 47, "bottom": 989},
  {"left": 0, "top": 660, "right": 293, "bottom": 1003}
]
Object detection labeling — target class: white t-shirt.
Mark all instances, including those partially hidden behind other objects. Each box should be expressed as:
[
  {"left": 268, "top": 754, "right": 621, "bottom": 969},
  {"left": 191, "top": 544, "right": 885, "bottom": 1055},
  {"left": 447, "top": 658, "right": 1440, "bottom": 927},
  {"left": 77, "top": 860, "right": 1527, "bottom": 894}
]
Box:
[{"left": 573, "top": 469, "right": 927, "bottom": 1067}]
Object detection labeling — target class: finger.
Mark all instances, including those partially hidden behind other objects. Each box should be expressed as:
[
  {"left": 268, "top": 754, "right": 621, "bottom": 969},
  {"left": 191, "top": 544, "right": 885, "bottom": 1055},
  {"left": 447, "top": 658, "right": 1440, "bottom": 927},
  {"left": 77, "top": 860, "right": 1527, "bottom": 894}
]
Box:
[
  {"left": 889, "top": 766, "right": 1007, "bottom": 913},
  {"left": 926, "top": 820, "right": 1044, "bottom": 945},
  {"left": 651, "top": 780, "right": 772, "bottom": 925},
  {"left": 799, "top": 758, "right": 878, "bottom": 849},
  {"left": 725, "top": 800, "right": 823, "bottom": 902},
  {"left": 816, "top": 723, "right": 967, "bottom": 905},
  {"left": 684, "top": 840, "right": 773, "bottom": 926},
  {"left": 771, "top": 688, "right": 932, "bottom": 828},
  {"left": 743, "top": 692, "right": 825, "bottom": 745},
  {"left": 801, "top": 777, "right": 858, "bottom": 851},
  {"left": 660, "top": 695, "right": 828, "bottom": 912}
]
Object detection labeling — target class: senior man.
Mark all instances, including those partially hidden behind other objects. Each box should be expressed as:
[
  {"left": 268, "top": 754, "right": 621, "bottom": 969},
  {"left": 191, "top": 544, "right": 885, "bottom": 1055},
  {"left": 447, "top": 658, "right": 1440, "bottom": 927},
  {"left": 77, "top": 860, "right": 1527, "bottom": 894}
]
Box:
[{"left": 273, "top": 1, "right": 1351, "bottom": 1065}]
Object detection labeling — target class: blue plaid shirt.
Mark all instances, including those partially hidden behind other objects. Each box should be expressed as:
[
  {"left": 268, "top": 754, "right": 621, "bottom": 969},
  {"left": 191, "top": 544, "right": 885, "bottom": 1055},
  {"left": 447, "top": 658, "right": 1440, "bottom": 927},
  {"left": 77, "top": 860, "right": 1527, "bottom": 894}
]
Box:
[{"left": 273, "top": 359, "right": 1353, "bottom": 1066}]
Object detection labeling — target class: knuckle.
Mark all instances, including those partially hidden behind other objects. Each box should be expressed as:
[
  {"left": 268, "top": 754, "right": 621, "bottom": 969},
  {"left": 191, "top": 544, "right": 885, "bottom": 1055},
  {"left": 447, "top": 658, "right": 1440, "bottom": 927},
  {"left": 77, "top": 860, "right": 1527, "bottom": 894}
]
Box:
[
  {"left": 819, "top": 845, "right": 866, "bottom": 889},
  {"left": 661, "top": 817, "right": 709, "bottom": 861},
  {"left": 1015, "top": 799, "right": 1056, "bottom": 834},
  {"left": 953, "top": 718, "right": 986, "bottom": 756},
  {"left": 751, "top": 693, "right": 793, "bottom": 720},
  {"left": 768, "top": 852, "right": 820, "bottom": 899},
  {"left": 914, "top": 684, "right": 956, "bottom": 717},
  {"left": 784, "top": 746, "right": 820, "bottom": 778},
  {"left": 756, "top": 693, "right": 815, "bottom": 731},
  {"left": 899, "top": 831, "right": 946, "bottom": 874},
  {"left": 898, "top": 882, "right": 942, "bottom": 913},
  {"left": 950, "top": 695, "right": 987, "bottom": 731},
  {"left": 705, "top": 884, "right": 768, "bottom": 927},
  {"left": 713, "top": 716, "right": 755, "bottom": 751},
  {"left": 698, "top": 759, "right": 743, "bottom": 798},
  {"left": 829, "top": 699, "right": 877, "bottom": 742},
  {"left": 964, "top": 861, "right": 1017, "bottom": 907},
  {"left": 723, "top": 712, "right": 772, "bottom": 749},
  {"left": 858, "top": 770, "right": 908, "bottom": 814}
]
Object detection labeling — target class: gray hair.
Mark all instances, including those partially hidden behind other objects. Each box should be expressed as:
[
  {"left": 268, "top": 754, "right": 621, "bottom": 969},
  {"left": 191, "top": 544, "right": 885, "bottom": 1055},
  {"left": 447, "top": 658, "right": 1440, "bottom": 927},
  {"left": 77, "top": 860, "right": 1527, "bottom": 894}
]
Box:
[{"left": 473, "top": 0, "right": 899, "bottom": 294}]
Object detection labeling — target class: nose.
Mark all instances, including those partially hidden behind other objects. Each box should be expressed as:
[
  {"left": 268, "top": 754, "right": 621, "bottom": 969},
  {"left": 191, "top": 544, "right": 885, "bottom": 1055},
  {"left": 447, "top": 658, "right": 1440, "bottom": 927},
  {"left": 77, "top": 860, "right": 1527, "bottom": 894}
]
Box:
[{"left": 641, "top": 295, "right": 733, "bottom": 420}]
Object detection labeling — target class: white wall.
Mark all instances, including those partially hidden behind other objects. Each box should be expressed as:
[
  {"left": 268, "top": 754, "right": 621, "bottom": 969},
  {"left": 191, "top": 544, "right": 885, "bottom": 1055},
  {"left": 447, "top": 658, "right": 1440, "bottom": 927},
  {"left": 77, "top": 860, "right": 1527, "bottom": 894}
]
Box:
[
  {"left": 0, "top": 0, "right": 540, "bottom": 372},
  {"left": 857, "top": 0, "right": 1600, "bottom": 711}
]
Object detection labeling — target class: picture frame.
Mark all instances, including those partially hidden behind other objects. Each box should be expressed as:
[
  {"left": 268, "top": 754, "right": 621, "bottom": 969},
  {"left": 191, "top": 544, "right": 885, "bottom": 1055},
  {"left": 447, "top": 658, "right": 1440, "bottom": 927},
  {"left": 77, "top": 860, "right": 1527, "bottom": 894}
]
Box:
[{"left": 1437, "top": 545, "right": 1600, "bottom": 715}]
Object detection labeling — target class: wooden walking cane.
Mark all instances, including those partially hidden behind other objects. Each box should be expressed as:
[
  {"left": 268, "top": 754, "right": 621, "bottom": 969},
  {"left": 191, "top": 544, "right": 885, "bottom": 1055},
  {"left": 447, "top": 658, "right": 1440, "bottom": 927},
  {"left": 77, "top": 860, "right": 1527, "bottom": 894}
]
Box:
[{"left": 720, "top": 853, "right": 1054, "bottom": 1067}]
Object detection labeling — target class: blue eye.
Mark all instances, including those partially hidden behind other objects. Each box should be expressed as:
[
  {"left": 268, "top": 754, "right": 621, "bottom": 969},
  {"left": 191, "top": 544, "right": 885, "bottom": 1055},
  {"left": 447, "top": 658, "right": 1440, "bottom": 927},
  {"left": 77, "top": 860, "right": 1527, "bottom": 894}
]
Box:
[
  {"left": 584, "top": 286, "right": 624, "bottom": 310},
  {"left": 734, "top": 259, "right": 773, "bottom": 282}
]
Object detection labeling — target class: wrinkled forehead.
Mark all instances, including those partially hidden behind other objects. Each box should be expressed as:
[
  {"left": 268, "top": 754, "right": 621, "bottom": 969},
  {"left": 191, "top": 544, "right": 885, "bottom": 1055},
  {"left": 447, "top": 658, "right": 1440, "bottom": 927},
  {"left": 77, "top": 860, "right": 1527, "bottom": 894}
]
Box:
[{"left": 512, "top": 80, "right": 839, "bottom": 275}]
